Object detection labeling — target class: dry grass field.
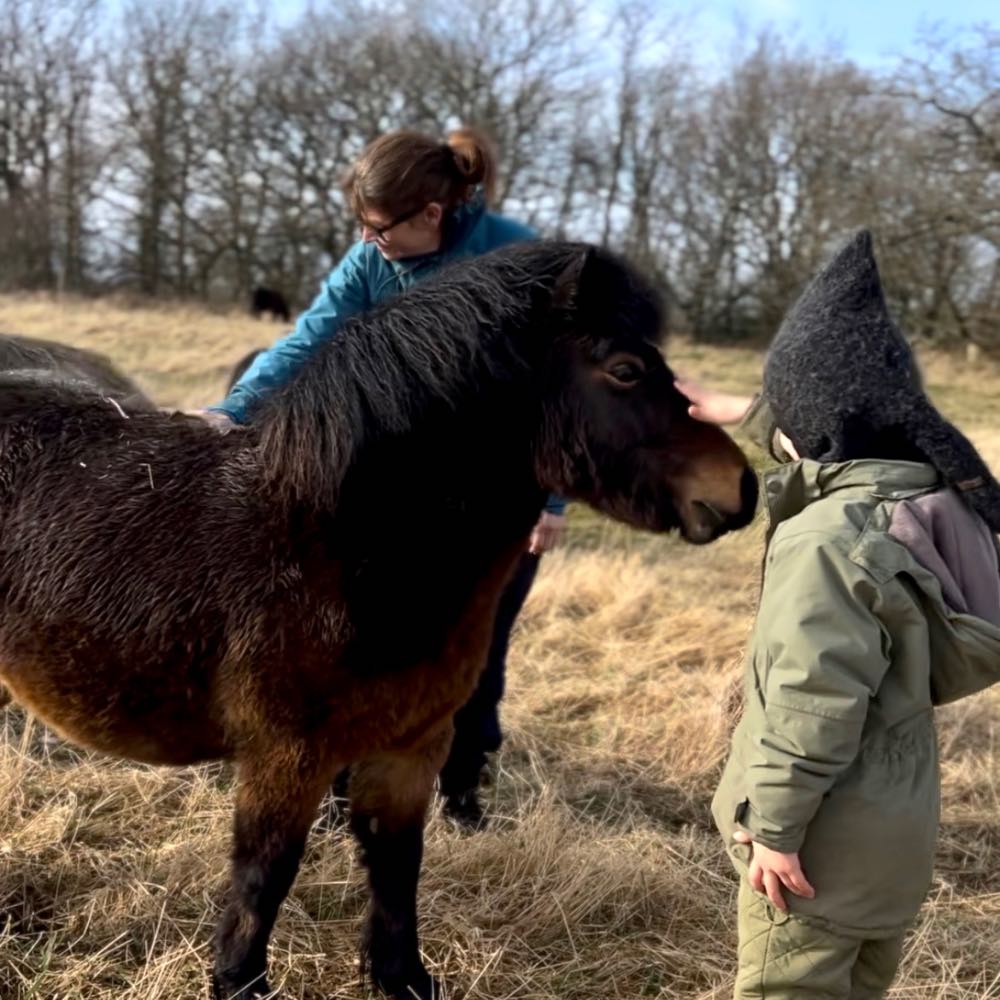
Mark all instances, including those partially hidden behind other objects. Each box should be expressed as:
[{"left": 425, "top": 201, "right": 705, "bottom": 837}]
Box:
[{"left": 1, "top": 291, "right": 999, "bottom": 999}]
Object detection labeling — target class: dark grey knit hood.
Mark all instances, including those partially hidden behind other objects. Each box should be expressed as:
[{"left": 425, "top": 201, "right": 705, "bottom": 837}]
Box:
[{"left": 763, "top": 230, "right": 1000, "bottom": 532}]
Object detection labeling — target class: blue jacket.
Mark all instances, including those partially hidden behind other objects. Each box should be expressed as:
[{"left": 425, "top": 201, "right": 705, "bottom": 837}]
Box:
[{"left": 213, "top": 193, "right": 565, "bottom": 514}]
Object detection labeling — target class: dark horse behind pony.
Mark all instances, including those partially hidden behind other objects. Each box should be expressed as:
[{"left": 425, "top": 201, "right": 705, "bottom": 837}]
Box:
[
  {"left": 0, "top": 331, "right": 154, "bottom": 409},
  {"left": 0, "top": 241, "right": 757, "bottom": 1000}
]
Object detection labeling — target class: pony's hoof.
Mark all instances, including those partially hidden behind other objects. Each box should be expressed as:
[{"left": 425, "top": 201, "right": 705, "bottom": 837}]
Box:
[
  {"left": 442, "top": 790, "right": 486, "bottom": 833},
  {"left": 374, "top": 964, "right": 444, "bottom": 1000},
  {"left": 212, "top": 972, "right": 276, "bottom": 999}
]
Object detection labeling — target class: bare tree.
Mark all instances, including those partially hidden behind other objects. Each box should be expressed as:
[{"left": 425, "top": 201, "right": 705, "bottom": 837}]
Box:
[
  {"left": 1, "top": 0, "right": 994, "bottom": 353},
  {"left": 879, "top": 25, "right": 999, "bottom": 348},
  {"left": 661, "top": 36, "right": 892, "bottom": 340},
  {"left": 403, "top": 0, "right": 594, "bottom": 222},
  {"left": 0, "top": 0, "right": 102, "bottom": 291},
  {"left": 105, "top": 0, "right": 246, "bottom": 295}
]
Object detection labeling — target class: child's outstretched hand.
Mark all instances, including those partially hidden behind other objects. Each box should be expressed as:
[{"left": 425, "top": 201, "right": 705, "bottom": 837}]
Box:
[
  {"left": 733, "top": 830, "right": 816, "bottom": 911},
  {"left": 674, "top": 377, "right": 753, "bottom": 426}
]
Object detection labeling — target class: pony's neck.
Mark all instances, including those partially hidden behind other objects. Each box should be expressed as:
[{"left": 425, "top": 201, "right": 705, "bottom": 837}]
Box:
[
  {"left": 336, "top": 382, "right": 546, "bottom": 541},
  {"left": 318, "top": 394, "right": 547, "bottom": 665}
]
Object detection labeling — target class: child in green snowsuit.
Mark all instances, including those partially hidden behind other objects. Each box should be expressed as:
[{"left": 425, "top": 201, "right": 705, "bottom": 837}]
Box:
[{"left": 708, "top": 231, "right": 1000, "bottom": 998}]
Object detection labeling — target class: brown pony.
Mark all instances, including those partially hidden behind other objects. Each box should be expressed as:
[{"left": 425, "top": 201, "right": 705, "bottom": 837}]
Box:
[{"left": 0, "top": 241, "right": 757, "bottom": 1000}]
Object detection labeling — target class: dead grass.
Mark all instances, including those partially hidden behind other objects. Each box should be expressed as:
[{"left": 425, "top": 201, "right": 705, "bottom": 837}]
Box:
[
  {"left": 0, "top": 291, "right": 277, "bottom": 410},
  {"left": 1, "top": 292, "right": 999, "bottom": 998}
]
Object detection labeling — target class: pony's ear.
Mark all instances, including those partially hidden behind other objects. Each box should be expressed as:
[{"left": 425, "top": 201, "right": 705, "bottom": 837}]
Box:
[{"left": 551, "top": 247, "right": 592, "bottom": 311}]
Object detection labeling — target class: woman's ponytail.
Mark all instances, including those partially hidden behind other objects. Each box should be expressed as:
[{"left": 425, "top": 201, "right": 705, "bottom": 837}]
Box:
[{"left": 446, "top": 126, "right": 498, "bottom": 205}]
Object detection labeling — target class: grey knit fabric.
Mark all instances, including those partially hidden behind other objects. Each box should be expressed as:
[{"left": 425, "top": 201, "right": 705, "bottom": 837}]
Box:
[{"left": 763, "top": 230, "right": 1000, "bottom": 532}]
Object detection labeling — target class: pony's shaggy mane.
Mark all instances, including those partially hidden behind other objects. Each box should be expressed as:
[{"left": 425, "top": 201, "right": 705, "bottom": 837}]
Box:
[{"left": 256, "top": 241, "right": 589, "bottom": 507}]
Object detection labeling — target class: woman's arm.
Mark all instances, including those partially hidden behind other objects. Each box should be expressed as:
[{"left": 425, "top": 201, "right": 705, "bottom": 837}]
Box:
[{"left": 211, "top": 245, "right": 372, "bottom": 424}]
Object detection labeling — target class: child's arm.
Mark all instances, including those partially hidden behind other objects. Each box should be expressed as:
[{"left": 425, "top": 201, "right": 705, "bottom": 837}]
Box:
[{"left": 739, "top": 534, "right": 892, "bottom": 855}]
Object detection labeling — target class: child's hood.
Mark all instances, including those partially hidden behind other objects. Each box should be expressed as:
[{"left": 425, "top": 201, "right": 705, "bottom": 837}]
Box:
[
  {"left": 890, "top": 488, "right": 1000, "bottom": 627},
  {"left": 887, "top": 487, "right": 1000, "bottom": 704}
]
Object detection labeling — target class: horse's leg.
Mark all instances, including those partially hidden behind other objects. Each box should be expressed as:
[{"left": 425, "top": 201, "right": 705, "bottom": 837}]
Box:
[
  {"left": 213, "top": 742, "right": 338, "bottom": 1000},
  {"left": 349, "top": 725, "right": 452, "bottom": 1000}
]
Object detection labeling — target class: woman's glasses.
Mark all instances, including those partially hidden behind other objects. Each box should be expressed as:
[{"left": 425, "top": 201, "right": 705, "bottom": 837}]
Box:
[{"left": 360, "top": 204, "right": 426, "bottom": 239}]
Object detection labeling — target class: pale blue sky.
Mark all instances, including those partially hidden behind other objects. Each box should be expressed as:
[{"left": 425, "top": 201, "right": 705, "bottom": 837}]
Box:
[
  {"left": 111, "top": 0, "right": 995, "bottom": 70},
  {"left": 685, "top": 0, "right": 995, "bottom": 68}
]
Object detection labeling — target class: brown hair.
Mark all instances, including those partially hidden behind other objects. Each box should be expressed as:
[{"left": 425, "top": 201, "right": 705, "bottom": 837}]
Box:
[{"left": 343, "top": 126, "right": 498, "bottom": 220}]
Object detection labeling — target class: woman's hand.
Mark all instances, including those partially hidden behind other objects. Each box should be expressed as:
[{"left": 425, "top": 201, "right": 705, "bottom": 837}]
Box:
[
  {"left": 189, "top": 409, "right": 239, "bottom": 434},
  {"left": 529, "top": 512, "right": 566, "bottom": 555},
  {"left": 733, "top": 830, "right": 816, "bottom": 911},
  {"left": 674, "top": 377, "right": 753, "bottom": 426}
]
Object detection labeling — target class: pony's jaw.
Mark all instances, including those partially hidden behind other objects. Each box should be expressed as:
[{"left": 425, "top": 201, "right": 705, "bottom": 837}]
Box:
[{"left": 546, "top": 445, "right": 758, "bottom": 544}]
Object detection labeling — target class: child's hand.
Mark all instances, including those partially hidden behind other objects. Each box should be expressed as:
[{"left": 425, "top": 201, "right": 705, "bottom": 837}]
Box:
[
  {"left": 733, "top": 830, "right": 816, "bottom": 911},
  {"left": 673, "top": 377, "right": 753, "bottom": 426}
]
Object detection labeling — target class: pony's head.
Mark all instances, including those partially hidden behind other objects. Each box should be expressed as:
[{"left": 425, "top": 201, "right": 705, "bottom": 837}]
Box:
[
  {"left": 255, "top": 241, "right": 756, "bottom": 542},
  {"left": 535, "top": 246, "right": 757, "bottom": 543}
]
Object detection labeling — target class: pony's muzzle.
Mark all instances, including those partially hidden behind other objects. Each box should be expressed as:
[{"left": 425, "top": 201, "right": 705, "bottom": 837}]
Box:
[{"left": 682, "top": 467, "right": 758, "bottom": 544}]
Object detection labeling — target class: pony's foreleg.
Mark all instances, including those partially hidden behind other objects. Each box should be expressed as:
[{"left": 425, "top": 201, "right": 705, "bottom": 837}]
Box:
[
  {"left": 349, "top": 724, "right": 453, "bottom": 1000},
  {"left": 213, "top": 742, "right": 339, "bottom": 1000}
]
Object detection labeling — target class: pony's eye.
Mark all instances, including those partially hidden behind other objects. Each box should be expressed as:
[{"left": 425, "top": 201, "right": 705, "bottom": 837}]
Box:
[{"left": 607, "top": 361, "right": 644, "bottom": 385}]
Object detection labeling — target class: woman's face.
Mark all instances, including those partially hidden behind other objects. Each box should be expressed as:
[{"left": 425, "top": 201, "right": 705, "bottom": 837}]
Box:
[{"left": 359, "top": 202, "right": 444, "bottom": 260}]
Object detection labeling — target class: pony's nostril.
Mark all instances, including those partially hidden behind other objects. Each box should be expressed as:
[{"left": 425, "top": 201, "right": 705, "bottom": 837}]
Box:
[{"left": 693, "top": 499, "right": 726, "bottom": 528}]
